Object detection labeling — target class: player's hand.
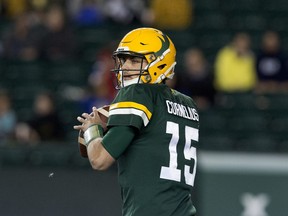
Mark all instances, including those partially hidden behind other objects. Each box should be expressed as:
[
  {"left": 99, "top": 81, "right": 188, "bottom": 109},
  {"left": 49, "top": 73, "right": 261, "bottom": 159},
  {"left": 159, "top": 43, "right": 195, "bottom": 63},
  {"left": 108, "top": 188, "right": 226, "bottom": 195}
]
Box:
[{"left": 73, "top": 107, "right": 102, "bottom": 132}]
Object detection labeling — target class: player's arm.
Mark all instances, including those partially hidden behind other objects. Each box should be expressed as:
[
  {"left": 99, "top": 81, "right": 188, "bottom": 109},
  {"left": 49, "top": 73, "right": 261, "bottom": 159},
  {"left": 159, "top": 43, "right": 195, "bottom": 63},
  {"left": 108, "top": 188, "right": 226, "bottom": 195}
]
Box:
[
  {"left": 86, "top": 137, "right": 114, "bottom": 170},
  {"left": 87, "top": 125, "right": 136, "bottom": 170},
  {"left": 74, "top": 107, "right": 114, "bottom": 170},
  {"left": 74, "top": 107, "right": 136, "bottom": 170},
  {"left": 87, "top": 126, "right": 136, "bottom": 170}
]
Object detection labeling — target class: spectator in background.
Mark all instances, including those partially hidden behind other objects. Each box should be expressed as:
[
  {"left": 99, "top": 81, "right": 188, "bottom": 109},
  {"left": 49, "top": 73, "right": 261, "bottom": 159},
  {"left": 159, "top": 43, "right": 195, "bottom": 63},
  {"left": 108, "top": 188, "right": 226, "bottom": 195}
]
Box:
[
  {"left": 2, "top": 13, "right": 44, "bottom": 61},
  {"left": 15, "top": 91, "right": 66, "bottom": 144},
  {"left": 40, "top": 5, "right": 76, "bottom": 61},
  {"left": 0, "top": 0, "right": 28, "bottom": 19},
  {"left": 29, "top": 0, "right": 50, "bottom": 12},
  {"left": 79, "top": 44, "right": 117, "bottom": 113},
  {"left": 214, "top": 32, "right": 257, "bottom": 93},
  {"left": 102, "top": 0, "right": 149, "bottom": 25},
  {"left": 78, "top": 82, "right": 111, "bottom": 114},
  {"left": 67, "top": 0, "right": 105, "bottom": 26},
  {"left": 175, "top": 48, "right": 215, "bottom": 110},
  {"left": 148, "top": 0, "right": 193, "bottom": 30},
  {"left": 255, "top": 30, "right": 288, "bottom": 93},
  {"left": 0, "top": 89, "right": 16, "bottom": 144}
]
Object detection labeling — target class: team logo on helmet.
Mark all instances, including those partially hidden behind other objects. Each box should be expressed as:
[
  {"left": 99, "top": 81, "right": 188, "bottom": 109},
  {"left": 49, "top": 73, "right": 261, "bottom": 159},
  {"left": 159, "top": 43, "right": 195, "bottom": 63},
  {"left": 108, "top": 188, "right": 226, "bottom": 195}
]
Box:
[{"left": 155, "top": 34, "right": 170, "bottom": 57}]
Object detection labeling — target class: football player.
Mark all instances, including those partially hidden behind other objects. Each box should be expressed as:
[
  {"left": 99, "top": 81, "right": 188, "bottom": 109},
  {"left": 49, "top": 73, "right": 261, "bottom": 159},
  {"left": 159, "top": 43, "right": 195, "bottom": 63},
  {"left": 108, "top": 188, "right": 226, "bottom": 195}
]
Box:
[{"left": 74, "top": 27, "right": 199, "bottom": 216}]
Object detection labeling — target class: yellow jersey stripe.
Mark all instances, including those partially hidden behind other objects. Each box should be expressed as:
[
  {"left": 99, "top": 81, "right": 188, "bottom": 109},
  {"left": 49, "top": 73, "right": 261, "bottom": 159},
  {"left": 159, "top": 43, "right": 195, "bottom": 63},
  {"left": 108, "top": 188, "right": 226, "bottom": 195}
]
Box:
[
  {"left": 110, "top": 101, "right": 152, "bottom": 120},
  {"left": 109, "top": 108, "right": 149, "bottom": 126}
]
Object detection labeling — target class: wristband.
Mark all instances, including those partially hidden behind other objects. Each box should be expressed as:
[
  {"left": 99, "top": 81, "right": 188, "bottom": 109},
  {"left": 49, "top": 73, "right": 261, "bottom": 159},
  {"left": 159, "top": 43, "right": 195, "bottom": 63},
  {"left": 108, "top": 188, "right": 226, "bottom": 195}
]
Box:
[{"left": 83, "top": 124, "right": 104, "bottom": 146}]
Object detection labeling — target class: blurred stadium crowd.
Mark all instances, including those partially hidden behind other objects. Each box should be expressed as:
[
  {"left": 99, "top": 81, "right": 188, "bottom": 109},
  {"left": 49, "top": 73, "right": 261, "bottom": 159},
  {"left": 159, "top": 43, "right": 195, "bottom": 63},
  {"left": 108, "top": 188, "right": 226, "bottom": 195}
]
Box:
[{"left": 0, "top": 0, "right": 288, "bottom": 166}]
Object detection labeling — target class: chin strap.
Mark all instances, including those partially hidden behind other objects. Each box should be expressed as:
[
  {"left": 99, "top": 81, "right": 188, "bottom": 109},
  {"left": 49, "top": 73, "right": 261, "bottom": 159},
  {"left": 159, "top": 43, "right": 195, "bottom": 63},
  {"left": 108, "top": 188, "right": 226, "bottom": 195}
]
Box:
[
  {"left": 121, "top": 77, "right": 142, "bottom": 87},
  {"left": 119, "top": 69, "right": 144, "bottom": 88}
]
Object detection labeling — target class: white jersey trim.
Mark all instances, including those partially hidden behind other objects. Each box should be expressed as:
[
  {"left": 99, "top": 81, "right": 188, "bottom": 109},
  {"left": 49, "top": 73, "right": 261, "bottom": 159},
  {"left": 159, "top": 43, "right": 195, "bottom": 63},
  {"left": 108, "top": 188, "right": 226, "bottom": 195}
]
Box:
[{"left": 109, "top": 108, "right": 149, "bottom": 126}]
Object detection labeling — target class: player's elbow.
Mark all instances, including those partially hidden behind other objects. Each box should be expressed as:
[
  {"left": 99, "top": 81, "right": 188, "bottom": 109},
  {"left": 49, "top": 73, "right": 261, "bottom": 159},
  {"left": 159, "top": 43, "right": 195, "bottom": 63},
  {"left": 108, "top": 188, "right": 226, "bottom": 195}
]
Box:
[
  {"left": 90, "top": 158, "right": 111, "bottom": 171},
  {"left": 90, "top": 158, "right": 110, "bottom": 171},
  {"left": 87, "top": 139, "right": 115, "bottom": 170}
]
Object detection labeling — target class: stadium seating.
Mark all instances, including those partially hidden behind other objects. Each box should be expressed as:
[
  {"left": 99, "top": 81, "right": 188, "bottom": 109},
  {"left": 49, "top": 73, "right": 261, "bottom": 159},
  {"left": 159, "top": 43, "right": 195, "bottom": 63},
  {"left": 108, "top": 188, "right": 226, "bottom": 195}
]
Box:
[{"left": 199, "top": 92, "right": 288, "bottom": 153}]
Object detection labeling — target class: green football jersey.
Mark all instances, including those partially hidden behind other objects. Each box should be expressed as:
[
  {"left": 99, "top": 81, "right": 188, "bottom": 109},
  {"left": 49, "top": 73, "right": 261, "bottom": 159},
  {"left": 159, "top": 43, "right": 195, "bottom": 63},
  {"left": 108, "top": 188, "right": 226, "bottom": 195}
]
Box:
[{"left": 105, "top": 83, "right": 199, "bottom": 216}]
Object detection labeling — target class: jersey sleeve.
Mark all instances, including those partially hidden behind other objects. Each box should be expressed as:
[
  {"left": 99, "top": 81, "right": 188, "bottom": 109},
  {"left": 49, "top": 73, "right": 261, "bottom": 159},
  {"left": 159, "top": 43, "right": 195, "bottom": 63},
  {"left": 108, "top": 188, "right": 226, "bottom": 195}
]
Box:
[
  {"left": 102, "top": 126, "right": 136, "bottom": 159},
  {"left": 107, "top": 84, "right": 153, "bottom": 130}
]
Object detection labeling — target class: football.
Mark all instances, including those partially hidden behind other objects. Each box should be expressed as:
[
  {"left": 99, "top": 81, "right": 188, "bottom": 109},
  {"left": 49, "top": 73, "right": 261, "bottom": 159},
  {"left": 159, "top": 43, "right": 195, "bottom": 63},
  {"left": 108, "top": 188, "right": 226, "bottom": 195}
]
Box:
[
  {"left": 97, "top": 105, "right": 110, "bottom": 129},
  {"left": 78, "top": 105, "right": 110, "bottom": 158}
]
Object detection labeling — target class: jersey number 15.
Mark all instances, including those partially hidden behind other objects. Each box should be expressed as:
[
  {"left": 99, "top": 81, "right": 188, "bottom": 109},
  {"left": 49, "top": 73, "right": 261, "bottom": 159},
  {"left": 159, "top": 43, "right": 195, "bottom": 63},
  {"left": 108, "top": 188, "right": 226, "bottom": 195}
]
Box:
[{"left": 160, "top": 121, "right": 198, "bottom": 186}]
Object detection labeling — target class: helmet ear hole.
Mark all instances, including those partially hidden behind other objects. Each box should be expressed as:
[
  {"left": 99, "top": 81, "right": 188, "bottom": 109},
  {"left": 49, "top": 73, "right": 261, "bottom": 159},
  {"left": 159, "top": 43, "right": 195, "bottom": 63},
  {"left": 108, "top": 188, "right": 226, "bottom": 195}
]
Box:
[
  {"left": 158, "top": 64, "right": 166, "bottom": 70},
  {"left": 154, "top": 72, "right": 157, "bottom": 76}
]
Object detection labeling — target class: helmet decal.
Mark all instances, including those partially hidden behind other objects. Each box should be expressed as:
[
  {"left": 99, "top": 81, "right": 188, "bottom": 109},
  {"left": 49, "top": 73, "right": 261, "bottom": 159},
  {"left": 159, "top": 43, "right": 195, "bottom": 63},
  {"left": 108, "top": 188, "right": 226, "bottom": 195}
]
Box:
[{"left": 155, "top": 34, "right": 170, "bottom": 57}]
